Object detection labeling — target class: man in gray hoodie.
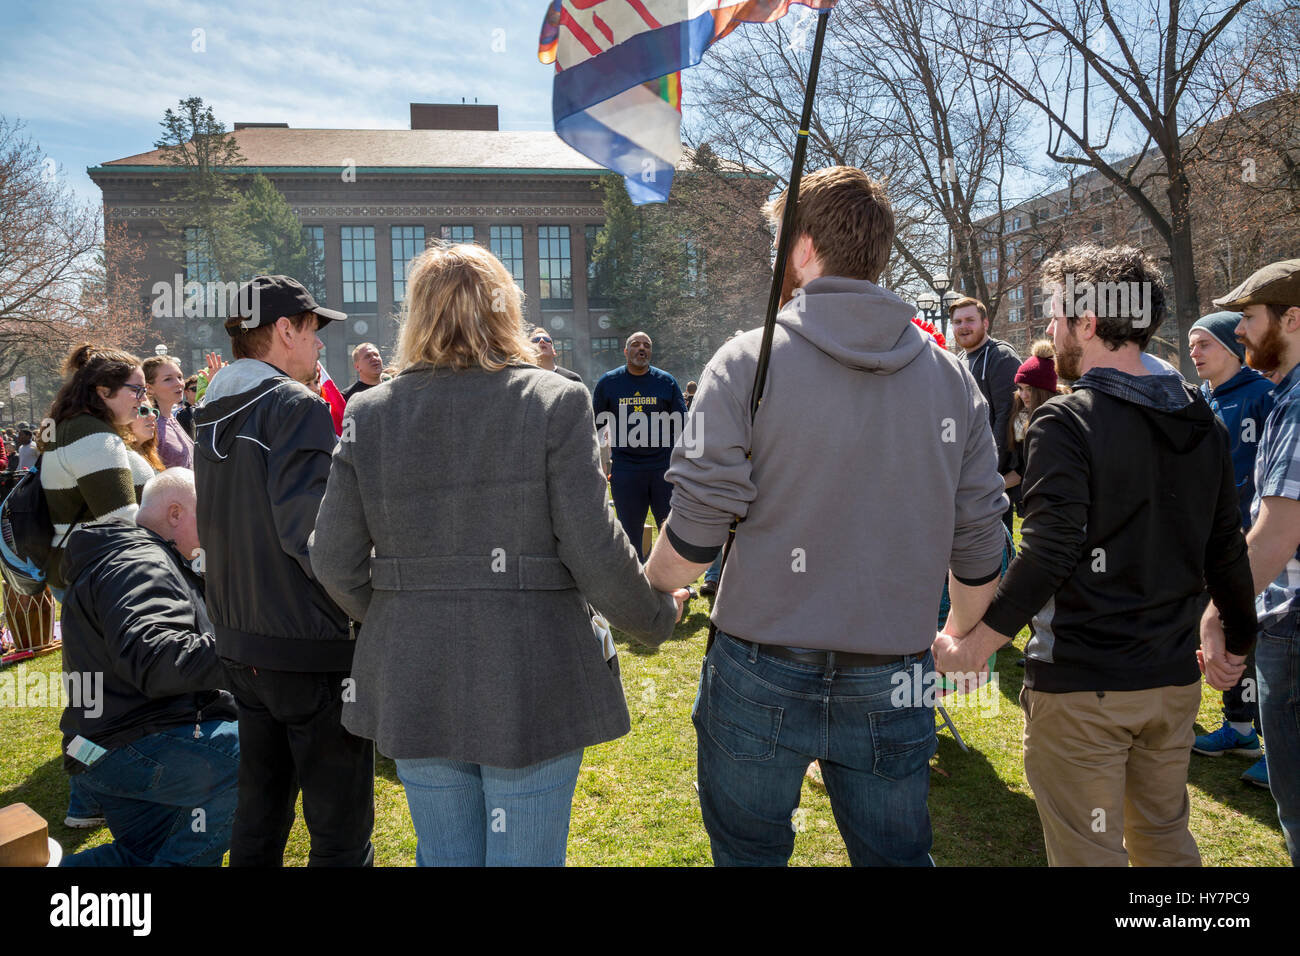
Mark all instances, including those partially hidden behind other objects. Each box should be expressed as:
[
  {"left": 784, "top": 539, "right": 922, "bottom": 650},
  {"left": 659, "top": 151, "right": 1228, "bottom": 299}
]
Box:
[{"left": 646, "top": 166, "right": 1008, "bottom": 866}]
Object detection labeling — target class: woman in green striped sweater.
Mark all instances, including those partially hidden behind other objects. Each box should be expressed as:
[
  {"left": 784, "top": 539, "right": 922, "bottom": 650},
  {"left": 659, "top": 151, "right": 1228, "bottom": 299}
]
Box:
[{"left": 39, "top": 344, "right": 152, "bottom": 594}]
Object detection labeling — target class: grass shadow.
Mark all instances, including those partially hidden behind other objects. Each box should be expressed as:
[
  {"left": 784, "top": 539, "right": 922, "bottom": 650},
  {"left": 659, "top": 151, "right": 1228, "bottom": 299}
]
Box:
[
  {"left": 928, "top": 732, "right": 1045, "bottom": 865},
  {"left": 1186, "top": 733, "right": 1281, "bottom": 828}
]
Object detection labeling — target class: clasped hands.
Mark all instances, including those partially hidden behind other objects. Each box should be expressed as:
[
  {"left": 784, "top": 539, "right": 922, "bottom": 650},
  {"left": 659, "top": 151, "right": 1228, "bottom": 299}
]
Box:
[
  {"left": 1199, "top": 601, "right": 1248, "bottom": 691},
  {"left": 931, "top": 621, "right": 1006, "bottom": 694}
]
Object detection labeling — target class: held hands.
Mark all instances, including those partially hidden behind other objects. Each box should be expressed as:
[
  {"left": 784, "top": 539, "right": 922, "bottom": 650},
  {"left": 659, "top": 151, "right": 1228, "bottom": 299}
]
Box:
[
  {"left": 932, "top": 630, "right": 989, "bottom": 681},
  {"left": 932, "top": 622, "right": 1005, "bottom": 692},
  {"left": 1199, "top": 602, "right": 1248, "bottom": 691}
]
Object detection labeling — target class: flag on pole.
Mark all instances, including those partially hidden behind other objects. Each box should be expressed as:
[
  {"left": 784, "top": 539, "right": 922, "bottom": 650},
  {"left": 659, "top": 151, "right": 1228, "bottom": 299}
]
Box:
[
  {"left": 9, "top": 377, "right": 26, "bottom": 397},
  {"left": 539, "top": 0, "right": 839, "bottom": 205}
]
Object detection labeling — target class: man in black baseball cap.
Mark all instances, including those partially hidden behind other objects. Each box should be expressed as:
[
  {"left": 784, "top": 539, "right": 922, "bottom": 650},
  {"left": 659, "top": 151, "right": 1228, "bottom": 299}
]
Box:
[
  {"left": 194, "top": 273, "right": 374, "bottom": 866},
  {"left": 223, "top": 275, "right": 345, "bottom": 383}
]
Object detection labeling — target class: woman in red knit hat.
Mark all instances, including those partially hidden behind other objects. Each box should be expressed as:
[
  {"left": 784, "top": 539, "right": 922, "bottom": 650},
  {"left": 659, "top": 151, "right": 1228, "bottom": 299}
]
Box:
[{"left": 1003, "top": 339, "right": 1065, "bottom": 515}]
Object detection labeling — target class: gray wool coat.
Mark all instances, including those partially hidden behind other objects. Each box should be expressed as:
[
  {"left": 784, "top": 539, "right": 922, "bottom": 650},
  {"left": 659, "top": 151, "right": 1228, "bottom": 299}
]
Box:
[{"left": 309, "top": 363, "right": 678, "bottom": 768}]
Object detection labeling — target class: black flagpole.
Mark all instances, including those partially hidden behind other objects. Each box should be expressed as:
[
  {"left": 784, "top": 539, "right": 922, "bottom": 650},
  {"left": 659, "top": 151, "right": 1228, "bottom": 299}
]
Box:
[{"left": 705, "top": 8, "right": 831, "bottom": 654}]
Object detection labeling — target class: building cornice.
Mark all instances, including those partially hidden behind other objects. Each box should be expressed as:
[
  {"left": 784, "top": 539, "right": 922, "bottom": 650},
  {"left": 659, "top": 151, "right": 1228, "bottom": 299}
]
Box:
[
  {"left": 88, "top": 165, "right": 605, "bottom": 177},
  {"left": 105, "top": 203, "right": 606, "bottom": 219}
]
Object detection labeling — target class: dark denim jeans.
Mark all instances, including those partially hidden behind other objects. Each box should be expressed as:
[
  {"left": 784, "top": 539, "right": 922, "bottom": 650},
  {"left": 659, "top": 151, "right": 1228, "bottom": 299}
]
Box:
[
  {"left": 62, "top": 720, "right": 239, "bottom": 867},
  {"left": 1257, "top": 620, "right": 1300, "bottom": 865},
  {"left": 693, "top": 631, "right": 937, "bottom": 866},
  {"left": 222, "top": 661, "right": 375, "bottom": 867}
]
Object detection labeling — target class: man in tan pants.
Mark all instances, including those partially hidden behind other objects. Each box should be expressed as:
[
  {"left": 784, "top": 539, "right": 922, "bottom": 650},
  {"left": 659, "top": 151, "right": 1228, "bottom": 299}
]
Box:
[
  {"left": 935, "top": 244, "right": 1258, "bottom": 865},
  {"left": 1021, "top": 684, "right": 1202, "bottom": 865}
]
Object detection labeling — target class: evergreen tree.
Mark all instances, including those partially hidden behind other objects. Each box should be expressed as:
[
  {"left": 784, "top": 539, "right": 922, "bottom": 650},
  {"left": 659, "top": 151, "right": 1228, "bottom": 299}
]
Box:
[{"left": 153, "top": 97, "right": 261, "bottom": 285}]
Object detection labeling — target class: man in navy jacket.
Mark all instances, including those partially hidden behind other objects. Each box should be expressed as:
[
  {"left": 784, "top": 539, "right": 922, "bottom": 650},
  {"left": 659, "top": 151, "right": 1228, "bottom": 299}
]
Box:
[{"left": 1189, "top": 311, "right": 1276, "bottom": 786}]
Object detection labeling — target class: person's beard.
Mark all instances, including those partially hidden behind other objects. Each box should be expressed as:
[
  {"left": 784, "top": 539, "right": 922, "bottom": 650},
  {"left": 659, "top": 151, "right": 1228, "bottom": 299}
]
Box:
[
  {"left": 1241, "top": 320, "right": 1287, "bottom": 375},
  {"left": 778, "top": 258, "right": 800, "bottom": 307},
  {"left": 1057, "top": 327, "right": 1084, "bottom": 381}
]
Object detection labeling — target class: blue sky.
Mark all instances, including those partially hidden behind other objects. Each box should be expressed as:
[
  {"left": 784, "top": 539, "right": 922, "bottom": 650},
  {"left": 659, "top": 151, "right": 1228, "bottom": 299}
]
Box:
[{"left": 1, "top": 0, "right": 565, "bottom": 204}]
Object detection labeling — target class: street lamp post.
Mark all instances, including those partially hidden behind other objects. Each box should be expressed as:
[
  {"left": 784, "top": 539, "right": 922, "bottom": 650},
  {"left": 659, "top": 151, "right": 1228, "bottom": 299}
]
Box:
[
  {"left": 916, "top": 290, "right": 939, "bottom": 333},
  {"left": 932, "top": 273, "right": 954, "bottom": 339},
  {"left": 154, "top": 344, "right": 168, "bottom": 358}
]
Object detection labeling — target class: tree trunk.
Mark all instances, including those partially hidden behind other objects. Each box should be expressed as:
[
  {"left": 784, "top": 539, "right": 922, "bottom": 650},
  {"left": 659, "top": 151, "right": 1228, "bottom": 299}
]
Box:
[{"left": 1166, "top": 170, "right": 1201, "bottom": 379}]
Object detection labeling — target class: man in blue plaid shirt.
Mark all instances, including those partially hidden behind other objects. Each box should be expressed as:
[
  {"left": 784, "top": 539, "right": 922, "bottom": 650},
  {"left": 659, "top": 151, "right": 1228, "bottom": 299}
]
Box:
[{"left": 1204, "top": 258, "right": 1300, "bottom": 867}]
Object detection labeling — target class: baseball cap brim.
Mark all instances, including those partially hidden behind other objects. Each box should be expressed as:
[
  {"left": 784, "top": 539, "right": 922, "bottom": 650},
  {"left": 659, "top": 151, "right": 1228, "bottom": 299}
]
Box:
[{"left": 312, "top": 306, "right": 347, "bottom": 324}]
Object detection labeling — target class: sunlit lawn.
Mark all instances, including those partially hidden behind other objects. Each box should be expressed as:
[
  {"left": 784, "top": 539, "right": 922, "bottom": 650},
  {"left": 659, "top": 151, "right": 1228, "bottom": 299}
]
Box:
[{"left": 1, "top": 518, "right": 1290, "bottom": 866}]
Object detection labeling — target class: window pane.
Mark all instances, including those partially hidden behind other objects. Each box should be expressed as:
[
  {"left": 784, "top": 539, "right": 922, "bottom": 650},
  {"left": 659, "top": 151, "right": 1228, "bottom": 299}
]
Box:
[
  {"left": 490, "top": 225, "right": 524, "bottom": 288},
  {"left": 391, "top": 226, "right": 426, "bottom": 302},
  {"left": 341, "top": 226, "right": 378, "bottom": 303},
  {"left": 538, "top": 225, "right": 572, "bottom": 303}
]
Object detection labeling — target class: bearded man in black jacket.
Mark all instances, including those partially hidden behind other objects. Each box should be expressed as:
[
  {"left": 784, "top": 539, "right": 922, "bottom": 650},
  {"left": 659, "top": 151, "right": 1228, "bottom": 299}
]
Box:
[
  {"left": 59, "top": 467, "right": 239, "bottom": 867},
  {"left": 934, "top": 244, "right": 1257, "bottom": 867}
]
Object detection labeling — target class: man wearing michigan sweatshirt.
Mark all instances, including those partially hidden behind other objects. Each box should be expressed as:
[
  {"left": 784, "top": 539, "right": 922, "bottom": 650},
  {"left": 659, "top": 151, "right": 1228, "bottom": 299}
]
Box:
[
  {"left": 592, "top": 332, "right": 687, "bottom": 560},
  {"left": 935, "top": 244, "right": 1257, "bottom": 867}
]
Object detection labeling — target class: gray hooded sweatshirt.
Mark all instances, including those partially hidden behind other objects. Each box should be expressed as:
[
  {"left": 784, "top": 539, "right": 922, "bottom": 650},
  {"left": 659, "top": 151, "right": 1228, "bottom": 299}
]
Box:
[{"left": 664, "top": 275, "right": 1008, "bottom": 654}]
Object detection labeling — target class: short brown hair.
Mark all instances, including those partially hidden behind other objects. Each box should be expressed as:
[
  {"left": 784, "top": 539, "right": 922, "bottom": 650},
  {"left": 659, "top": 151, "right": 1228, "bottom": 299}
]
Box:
[
  {"left": 351, "top": 341, "right": 378, "bottom": 362},
  {"left": 763, "top": 166, "right": 894, "bottom": 283},
  {"left": 226, "top": 312, "right": 317, "bottom": 360},
  {"left": 948, "top": 296, "right": 988, "bottom": 322}
]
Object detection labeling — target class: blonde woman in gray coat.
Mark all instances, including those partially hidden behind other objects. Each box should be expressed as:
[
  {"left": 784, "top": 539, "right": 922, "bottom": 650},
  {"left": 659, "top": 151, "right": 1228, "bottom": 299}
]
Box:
[{"left": 310, "top": 243, "right": 688, "bottom": 867}]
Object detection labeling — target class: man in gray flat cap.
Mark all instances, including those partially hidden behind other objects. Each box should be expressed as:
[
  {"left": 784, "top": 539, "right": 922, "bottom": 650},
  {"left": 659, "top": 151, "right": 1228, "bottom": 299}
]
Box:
[{"left": 1202, "top": 258, "right": 1300, "bottom": 865}]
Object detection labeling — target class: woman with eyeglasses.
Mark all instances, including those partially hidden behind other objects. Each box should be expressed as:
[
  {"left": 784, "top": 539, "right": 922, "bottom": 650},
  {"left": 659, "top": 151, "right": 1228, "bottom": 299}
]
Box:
[
  {"left": 142, "top": 355, "right": 194, "bottom": 469},
  {"left": 124, "top": 403, "right": 165, "bottom": 473},
  {"left": 39, "top": 344, "right": 154, "bottom": 596},
  {"left": 37, "top": 343, "right": 154, "bottom": 831}
]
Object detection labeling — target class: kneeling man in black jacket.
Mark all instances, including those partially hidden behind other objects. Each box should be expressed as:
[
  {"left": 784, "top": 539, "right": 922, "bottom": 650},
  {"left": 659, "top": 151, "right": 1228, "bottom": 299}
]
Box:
[
  {"left": 60, "top": 467, "right": 239, "bottom": 867},
  {"left": 934, "top": 244, "right": 1257, "bottom": 866}
]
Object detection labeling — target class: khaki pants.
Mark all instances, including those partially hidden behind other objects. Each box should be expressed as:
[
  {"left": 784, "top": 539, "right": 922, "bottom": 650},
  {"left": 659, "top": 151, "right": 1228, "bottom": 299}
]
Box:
[{"left": 1021, "top": 682, "right": 1202, "bottom": 867}]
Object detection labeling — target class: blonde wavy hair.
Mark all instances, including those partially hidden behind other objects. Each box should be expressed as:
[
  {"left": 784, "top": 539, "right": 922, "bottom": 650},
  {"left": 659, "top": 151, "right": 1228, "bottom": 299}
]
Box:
[{"left": 395, "top": 243, "right": 533, "bottom": 372}]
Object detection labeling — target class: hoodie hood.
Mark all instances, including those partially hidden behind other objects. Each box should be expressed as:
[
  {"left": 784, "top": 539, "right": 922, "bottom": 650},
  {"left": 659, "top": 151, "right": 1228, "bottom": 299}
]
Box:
[
  {"left": 201, "top": 359, "right": 287, "bottom": 403},
  {"left": 64, "top": 519, "right": 178, "bottom": 584},
  {"left": 1075, "top": 366, "right": 1214, "bottom": 453},
  {"left": 777, "top": 276, "right": 927, "bottom": 374},
  {"left": 194, "top": 359, "right": 300, "bottom": 460}
]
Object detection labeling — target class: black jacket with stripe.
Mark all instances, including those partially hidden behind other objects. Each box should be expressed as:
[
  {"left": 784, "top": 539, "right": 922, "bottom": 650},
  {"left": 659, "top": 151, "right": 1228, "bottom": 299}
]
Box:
[{"left": 194, "top": 360, "right": 353, "bottom": 672}]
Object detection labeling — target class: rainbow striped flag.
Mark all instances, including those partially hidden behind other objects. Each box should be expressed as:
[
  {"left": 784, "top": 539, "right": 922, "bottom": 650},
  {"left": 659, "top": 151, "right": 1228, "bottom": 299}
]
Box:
[{"left": 539, "top": 1, "right": 838, "bottom": 204}]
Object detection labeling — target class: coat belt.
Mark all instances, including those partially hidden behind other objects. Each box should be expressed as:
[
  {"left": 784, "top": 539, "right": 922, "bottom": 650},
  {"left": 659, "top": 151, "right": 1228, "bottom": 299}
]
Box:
[{"left": 369, "top": 555, "right": 576, "bottom": 591}]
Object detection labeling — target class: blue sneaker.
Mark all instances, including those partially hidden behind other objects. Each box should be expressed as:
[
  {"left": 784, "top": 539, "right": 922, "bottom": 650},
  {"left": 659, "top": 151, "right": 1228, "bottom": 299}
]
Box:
[
  {"left": 1192, "top": 722, "right": 1262, "bottom": 758},
  {"left": 1241, "top": 756, "right": 1270, "bottom": 789}
]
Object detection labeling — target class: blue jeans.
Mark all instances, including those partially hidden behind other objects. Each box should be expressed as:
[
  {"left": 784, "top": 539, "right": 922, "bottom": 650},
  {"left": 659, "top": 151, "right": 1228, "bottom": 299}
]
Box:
[
  {"left": 395, "top": 749, "right": 584, "bottom": 866},
  {"left": 1257, "top": 621, "right": 1300, "bottom": 865},
  {"left": 66, "top": 776, "right": 101, "bottom": 820},
  {"left": 693, "top": 632, "right": 937, "bottom": 866},
  {"left": 62, "top": 720, "right": 240, "bottom": 867}
]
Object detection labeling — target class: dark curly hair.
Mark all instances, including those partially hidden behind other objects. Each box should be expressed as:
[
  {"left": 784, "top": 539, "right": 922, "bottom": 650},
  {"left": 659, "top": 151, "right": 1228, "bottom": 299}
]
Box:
[
  {"left": 1039, "top": 244, "right": 1167, "bottom": 351},
  {"left": 46, "top": 343, "right": 143, "bottom": 434}
]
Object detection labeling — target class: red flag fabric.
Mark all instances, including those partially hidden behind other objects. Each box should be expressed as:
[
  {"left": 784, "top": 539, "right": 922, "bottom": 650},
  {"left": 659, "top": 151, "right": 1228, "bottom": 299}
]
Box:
[{"left": 318, "top": 362, "right": 346, "bottom": 437}]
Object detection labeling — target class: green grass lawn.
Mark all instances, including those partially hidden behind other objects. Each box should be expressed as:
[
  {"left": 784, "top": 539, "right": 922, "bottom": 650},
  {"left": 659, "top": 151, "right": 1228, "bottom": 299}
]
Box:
[{"left": 1, "top": 520, "right": 1290, "bottom": 866}]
